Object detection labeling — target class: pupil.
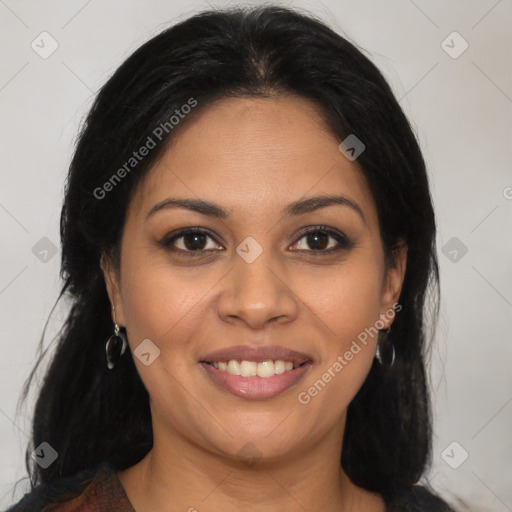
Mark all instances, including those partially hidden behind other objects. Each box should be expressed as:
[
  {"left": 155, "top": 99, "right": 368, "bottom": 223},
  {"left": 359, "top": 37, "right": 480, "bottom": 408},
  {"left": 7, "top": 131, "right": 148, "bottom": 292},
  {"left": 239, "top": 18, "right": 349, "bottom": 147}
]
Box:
[
  {"left": 185, "top": 234, "right": 206, "bottom": 251},
  {"left": 308, "top": 232, "right": 328, "bottom": 250}
]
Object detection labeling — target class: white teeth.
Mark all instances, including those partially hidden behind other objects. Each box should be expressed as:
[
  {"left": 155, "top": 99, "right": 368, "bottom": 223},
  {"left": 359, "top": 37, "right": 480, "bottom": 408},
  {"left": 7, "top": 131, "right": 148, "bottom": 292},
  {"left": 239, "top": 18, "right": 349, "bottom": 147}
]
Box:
[
  {"left": 227, "top": 360, "right": 241, "bottom": 376},
  {"left": 209, "top": 359, "right": 303, "bottom": 378},
  {"left": 274, "top": 360, "right": 285, "bottom": 374},
  {"left": 257, "top": 361, "right": 274, "bottom": 378},
  {"left": 240, "top": 360, "right": 257, "bottom": 377}
]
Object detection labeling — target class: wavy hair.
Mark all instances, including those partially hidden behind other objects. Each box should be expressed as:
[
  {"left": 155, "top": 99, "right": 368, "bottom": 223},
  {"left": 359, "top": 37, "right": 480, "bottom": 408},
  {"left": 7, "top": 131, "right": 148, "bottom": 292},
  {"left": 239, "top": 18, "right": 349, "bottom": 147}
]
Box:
[{"left": 14, "top": 4, "right": 440, "bottom": 504}]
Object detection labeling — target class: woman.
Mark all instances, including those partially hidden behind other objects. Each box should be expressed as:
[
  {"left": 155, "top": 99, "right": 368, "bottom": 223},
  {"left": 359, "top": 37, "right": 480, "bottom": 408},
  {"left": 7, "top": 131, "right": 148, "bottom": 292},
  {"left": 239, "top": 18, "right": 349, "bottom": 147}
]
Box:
[{"left": 7, "top": 5, "right": 457, "bottom": 511}]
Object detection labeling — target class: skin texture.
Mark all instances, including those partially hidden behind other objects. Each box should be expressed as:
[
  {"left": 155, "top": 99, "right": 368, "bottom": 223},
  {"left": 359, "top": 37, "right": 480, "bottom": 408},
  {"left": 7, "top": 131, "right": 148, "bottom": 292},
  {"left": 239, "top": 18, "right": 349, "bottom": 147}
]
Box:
[{"left": 102, "top": 95, "right": 407, "bottom": 512}]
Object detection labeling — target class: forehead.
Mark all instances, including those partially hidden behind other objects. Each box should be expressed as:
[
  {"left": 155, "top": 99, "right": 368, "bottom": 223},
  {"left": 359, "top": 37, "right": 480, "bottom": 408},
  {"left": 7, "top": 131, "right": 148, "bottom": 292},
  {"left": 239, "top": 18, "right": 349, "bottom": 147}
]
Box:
[{"left": 128, "top": 96, "right": 378, "bottom": 230}]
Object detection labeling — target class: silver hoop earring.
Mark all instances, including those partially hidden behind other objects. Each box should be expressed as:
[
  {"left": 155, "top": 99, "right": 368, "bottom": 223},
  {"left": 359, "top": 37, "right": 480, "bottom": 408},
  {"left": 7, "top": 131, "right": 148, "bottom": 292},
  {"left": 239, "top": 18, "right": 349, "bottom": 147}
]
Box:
[{"left": 376, "top": 326, "right": 395, "bottom": 369}]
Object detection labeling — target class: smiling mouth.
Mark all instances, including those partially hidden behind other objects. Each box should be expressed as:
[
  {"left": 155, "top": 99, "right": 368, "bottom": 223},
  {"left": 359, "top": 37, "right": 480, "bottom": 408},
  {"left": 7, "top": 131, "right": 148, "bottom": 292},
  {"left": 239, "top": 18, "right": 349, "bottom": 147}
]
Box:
[
  {"left": 199, "top": 359, "right": 313, "bottom": 400},
  {"left": 201, "top": 359, "right": 310, "bottom": 378}
]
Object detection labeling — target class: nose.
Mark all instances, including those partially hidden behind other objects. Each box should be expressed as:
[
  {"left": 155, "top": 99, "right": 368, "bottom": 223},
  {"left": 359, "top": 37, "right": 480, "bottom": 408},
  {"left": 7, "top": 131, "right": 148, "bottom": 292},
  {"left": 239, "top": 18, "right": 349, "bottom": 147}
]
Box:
[{"left": 216, "top": 248, "right": 299, "bottom": 330}]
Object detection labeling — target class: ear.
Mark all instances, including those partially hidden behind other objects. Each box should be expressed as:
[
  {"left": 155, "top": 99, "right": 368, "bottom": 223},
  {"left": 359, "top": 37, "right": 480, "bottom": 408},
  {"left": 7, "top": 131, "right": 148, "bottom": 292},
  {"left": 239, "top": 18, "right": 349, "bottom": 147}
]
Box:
[
  {"left": 100, "top": 252, "right": 126, "bottom": 327},
  {"left": 379, "top": 239, "right": 407, "bottom": 328}
]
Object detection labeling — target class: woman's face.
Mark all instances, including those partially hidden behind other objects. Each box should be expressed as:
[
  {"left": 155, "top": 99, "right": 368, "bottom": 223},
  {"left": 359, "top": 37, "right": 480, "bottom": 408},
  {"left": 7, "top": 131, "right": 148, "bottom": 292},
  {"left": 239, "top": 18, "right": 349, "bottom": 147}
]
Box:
[{"left": 104, "top": 95, "right": 406, "bottom": 464}]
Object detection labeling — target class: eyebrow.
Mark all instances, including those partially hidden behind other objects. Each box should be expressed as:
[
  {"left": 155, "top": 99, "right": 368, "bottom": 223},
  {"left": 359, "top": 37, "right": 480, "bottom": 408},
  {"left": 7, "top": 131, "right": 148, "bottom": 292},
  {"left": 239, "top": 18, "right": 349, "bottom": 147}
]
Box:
[{"left": 145, "top": 194, "right": 366, "bottom": 224}]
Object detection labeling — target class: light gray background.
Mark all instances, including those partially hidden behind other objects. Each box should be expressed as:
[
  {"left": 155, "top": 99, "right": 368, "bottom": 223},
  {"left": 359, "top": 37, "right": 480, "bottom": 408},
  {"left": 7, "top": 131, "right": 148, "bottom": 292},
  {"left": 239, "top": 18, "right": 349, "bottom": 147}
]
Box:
[{"left": 1, "top": 0, "right": 511, "bottom": 510}]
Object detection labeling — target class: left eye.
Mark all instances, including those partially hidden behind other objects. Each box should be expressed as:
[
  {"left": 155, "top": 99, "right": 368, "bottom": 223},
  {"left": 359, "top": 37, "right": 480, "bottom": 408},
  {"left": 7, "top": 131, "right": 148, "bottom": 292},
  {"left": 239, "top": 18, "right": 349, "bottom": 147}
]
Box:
[{"left": 291, "top": 227, "right": 352, "bottom": 253}]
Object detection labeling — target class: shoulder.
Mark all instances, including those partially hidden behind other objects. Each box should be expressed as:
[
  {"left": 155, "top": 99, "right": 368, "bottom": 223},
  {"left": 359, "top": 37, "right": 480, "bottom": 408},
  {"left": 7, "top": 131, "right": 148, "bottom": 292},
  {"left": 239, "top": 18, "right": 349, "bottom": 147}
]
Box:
[
  {"left": 386, "top": 485, "right": 456, "bottom": 512},
  {"left": 5, "top": 461, "right": 134, "bottom": 512},
  {"left": 5, "top": 465, "right": 97, "bottom": 512}
]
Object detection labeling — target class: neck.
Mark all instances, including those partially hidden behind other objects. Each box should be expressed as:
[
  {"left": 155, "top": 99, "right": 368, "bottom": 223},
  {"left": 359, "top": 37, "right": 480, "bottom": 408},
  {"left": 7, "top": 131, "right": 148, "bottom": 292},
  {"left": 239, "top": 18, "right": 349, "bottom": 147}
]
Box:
[{"left": 117, "top": 416, "right": 385, "bottom": 512}]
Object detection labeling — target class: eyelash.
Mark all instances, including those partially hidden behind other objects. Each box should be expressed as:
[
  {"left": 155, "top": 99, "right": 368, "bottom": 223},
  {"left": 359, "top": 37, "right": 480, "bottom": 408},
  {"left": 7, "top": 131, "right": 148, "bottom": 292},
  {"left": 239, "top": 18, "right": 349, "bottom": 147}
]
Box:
[{"left": 158, "top": 225, "right": 354, "bottom": 258}]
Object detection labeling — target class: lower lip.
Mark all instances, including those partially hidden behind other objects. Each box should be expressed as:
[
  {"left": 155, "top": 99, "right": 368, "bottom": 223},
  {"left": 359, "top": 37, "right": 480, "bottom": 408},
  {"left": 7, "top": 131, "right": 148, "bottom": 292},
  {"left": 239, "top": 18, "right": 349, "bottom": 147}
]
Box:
[{"left": 199, "top": 362, "right": 313, "bottom": 400}]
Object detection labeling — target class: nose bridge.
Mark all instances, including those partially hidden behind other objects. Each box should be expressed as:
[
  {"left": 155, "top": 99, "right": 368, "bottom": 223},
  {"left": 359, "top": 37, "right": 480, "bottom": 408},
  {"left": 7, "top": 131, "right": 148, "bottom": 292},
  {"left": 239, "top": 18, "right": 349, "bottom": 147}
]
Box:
[{"left": 216, "top": 238, "right": 298, "bottom": 328}]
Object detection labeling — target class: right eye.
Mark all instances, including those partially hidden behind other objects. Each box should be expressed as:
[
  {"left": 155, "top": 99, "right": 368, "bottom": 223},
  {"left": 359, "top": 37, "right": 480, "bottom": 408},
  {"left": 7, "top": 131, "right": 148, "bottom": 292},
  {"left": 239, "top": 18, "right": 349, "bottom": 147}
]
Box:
[{"left": 158, "top": 227, "right": 224, "bottom": 257}]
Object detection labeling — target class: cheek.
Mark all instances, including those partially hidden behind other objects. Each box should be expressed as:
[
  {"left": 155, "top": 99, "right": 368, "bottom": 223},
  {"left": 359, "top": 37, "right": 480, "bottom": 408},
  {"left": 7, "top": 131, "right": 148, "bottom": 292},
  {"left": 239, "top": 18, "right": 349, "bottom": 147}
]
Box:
[
  {"left": 297, "top": 257, "right": 382, "bottom": 413},
  {"left": 119, "top": 248, "right": 213, "bottom": 351},
  {"left": 314, "top": 256, "right": 383, "bottom": 342},
  {"left": 118, "top": 253, "right": 214, "bottom": 413}
]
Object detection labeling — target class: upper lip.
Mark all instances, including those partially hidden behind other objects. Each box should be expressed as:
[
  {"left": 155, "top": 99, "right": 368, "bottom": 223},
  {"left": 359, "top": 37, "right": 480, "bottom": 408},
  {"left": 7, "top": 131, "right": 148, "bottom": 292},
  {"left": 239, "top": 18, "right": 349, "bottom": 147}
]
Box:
[{"left": 200, "top": 345, "right": 312, "bottom": 365}]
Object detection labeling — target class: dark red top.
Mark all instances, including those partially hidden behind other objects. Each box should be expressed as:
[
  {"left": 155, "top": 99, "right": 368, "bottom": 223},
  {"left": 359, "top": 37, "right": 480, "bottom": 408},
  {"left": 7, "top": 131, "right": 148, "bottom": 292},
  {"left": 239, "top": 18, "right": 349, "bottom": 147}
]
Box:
[{"left": 6, "top": 462, "right": 135, "bottom": 512}]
